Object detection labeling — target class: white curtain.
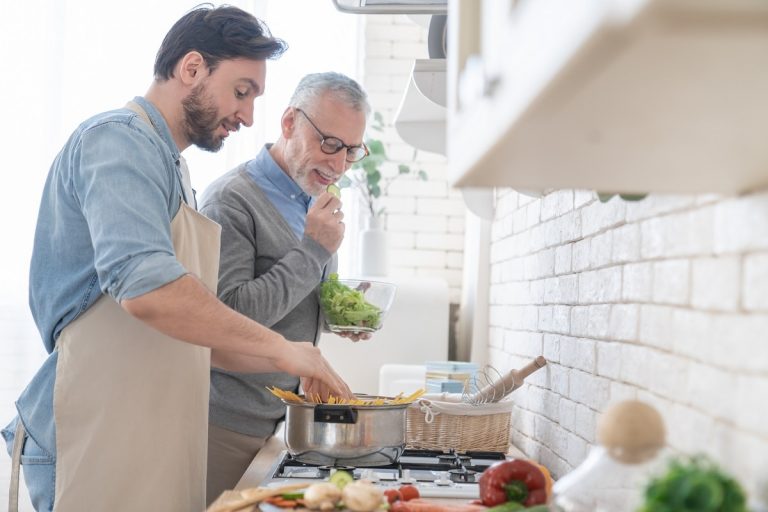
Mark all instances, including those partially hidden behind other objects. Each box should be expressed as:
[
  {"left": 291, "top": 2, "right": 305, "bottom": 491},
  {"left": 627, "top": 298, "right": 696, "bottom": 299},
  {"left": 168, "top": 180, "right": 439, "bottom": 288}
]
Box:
[{"left": 0, "top": 0, "right": 363, "bottom": 302}]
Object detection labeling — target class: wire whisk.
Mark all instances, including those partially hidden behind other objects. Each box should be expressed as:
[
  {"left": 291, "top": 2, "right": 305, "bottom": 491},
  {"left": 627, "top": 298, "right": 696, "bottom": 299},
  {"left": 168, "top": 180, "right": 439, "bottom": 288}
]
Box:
[{"left": 462, "top": 356, "right": 547, "bottom": 405}]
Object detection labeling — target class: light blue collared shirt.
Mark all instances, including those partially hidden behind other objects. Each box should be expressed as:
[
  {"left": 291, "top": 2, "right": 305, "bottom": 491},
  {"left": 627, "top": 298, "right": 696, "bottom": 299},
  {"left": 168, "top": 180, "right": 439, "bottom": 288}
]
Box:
[
  {"left": 2, "top": 97, "right": 191, "bottom": 473},
  {"left": 245, "top": 145, "right": 314, "bottom": 240},
  {"left": 30, "top": 96, "right": 190, "bottom": 352}
]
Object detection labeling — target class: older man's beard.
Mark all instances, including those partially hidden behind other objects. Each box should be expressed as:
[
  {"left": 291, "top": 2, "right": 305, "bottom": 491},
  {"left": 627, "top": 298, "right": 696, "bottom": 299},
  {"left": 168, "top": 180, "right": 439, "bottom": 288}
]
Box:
[{"left": 182, "top": 82, "right": 223, "bottom": 152}]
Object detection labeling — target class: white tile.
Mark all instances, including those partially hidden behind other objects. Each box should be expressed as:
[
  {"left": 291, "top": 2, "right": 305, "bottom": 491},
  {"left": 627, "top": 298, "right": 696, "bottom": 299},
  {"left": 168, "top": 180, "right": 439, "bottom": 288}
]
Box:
[
  {"left": 573, "top": 404, "right": 598, "bottom": 444},
  {"left": 589, "top": 231, "right": 613, "bottom": 268},
  {"left": 555, "top": 244, "right": 573, "bottom": 275},
  {"left": 387, "top": 213, "right": 447, "bottom": 233},
  {"left": 578, "top": 267, "right": 622, "bottom": 304},
  {"left": 611, "top": 223, "right": 641, "bottom": 263},
  {"left": 569, "top": 370, "right": 611, "bottom": 411},
  {"left": 714, "top": 192, "right": 768, "bottom": 253},
  {"left": 652, "top": 259, "right": 690, "bottom": 305},
  {"left": 691, "top": 256, "right": 740, "bottom": 311},
  {"left": 572, "top": 238, "right": 591, "bottom": 272},
  {"left": 596, "top": 342, "right": 622, "bottom": 380},
  {"left": 743, "top": 253, "right": 768, "bottom": 311},
  {"left": 560, "top": 336, "right": 596, "bottom": 373},
  {"left": 622, "top": 262, "right": 653, "bottom": 302},
  {"left": 639, "top": 305, "right": 675, "bottom": 349},
  {"left": 581, "top": 199, "right": 627, "bottom": 237},
  {"left": 609, "top": 304, "right": 639, "bottom": 341}
]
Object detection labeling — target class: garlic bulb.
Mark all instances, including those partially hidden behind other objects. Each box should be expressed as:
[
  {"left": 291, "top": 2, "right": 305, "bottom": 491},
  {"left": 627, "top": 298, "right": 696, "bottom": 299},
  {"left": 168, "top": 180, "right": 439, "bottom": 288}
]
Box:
[
  {"left": 341, "top": 480, "right": 384, "bottom": 512},
  {"left": 303, "top": 482, "right": 342, "bottom": 510}
]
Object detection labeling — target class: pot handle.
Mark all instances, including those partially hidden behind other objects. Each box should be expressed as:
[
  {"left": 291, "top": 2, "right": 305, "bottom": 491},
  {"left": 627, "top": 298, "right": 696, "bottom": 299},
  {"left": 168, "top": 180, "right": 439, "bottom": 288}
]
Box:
[{"left": 314, "top": 405, "right": 358, "bottom": 424}]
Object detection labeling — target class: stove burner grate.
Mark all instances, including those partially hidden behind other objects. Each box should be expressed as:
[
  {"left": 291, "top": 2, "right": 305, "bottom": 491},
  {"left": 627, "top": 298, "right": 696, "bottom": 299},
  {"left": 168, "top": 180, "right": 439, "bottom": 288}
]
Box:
[{"left": 274, "top": 449, "right": 505, "bottom": 483}]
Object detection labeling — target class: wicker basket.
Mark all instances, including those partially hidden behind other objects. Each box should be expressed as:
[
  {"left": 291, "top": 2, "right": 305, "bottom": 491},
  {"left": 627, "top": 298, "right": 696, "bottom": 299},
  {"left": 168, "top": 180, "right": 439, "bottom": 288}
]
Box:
[{"left": 405, "top": 397, "right": 513, "bottom": 453}]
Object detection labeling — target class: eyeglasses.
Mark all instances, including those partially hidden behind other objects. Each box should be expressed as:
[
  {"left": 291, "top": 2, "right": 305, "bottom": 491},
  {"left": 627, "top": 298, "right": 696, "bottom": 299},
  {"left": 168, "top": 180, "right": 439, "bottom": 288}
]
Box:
[{"left": 295, "top": 108, "right": 369, "bottom": 163}]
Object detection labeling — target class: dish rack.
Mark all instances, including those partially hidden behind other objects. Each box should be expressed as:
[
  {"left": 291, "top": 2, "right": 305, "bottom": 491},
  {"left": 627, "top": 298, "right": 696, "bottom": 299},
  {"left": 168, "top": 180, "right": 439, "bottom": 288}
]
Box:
[{"left": 405, "top": 396, "right": 515, "bottom": 453}]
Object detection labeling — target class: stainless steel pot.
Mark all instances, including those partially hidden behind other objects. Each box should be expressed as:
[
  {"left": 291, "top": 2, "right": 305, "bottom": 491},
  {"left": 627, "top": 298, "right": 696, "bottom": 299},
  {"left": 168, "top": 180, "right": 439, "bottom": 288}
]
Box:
[{"left": 283, "top": 400, "right": 408, "bottom": 466}]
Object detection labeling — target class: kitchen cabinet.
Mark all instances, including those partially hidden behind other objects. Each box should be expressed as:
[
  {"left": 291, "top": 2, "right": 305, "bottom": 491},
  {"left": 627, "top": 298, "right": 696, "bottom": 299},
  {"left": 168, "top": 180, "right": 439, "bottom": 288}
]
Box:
[{"left": 446, "top": 0, "right": 768, "bottom": 194}]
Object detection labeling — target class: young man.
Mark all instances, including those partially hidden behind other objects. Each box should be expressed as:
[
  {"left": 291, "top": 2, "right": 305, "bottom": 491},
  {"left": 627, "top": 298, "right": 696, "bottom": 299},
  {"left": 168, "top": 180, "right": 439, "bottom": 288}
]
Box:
[
  {"left": 199, "top": 72, "right": 371, "bottom": 502},
  {"left": 2, "top": 7, "right": 350, "bottom": 512}
]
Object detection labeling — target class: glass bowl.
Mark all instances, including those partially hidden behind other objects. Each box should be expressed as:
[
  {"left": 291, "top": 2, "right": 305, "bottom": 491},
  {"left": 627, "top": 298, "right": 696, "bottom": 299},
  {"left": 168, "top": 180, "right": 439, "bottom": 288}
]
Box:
[{"left": 319, "top": 276, "right": 397, "bottom": 333}]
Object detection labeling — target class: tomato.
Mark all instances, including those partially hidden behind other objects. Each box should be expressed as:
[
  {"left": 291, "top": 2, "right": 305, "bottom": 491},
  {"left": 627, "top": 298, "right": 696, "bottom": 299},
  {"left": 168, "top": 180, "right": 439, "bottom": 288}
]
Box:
[
  {"left": 398, "top": 484, "right": 420, "bottom": 501},
  {"left": 384, "top": 489, "right": 403, "bottom": 504}
]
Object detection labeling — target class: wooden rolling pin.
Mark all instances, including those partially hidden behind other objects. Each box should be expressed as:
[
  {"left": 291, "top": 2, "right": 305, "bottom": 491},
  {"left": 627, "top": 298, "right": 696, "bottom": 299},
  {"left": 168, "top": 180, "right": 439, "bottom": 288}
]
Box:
[{"left": 468, "top": 356, "right": 547, "bottom": 403}]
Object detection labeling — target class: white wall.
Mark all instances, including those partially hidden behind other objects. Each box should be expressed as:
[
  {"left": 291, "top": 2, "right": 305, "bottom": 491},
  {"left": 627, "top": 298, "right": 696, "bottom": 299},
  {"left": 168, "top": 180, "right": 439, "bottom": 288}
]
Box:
[
  {"left": 488, "top": 188, "right": 768, "bottom": 505},
  {"left": 360, "top": 15, "right": 466, "bottom": 304}
]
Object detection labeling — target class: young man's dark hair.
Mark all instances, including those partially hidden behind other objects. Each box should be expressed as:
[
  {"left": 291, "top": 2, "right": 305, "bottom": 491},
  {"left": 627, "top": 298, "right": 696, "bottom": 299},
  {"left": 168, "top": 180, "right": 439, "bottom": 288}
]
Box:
[{"left": 154, "top": 3, "right": 287, "bottom": 81}]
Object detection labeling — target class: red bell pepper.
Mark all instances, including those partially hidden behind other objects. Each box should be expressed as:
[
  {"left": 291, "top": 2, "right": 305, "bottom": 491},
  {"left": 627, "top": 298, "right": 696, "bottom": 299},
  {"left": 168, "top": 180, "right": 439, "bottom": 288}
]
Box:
[{"left": 478, "top": 459, "right": 548, "bottom": 507}]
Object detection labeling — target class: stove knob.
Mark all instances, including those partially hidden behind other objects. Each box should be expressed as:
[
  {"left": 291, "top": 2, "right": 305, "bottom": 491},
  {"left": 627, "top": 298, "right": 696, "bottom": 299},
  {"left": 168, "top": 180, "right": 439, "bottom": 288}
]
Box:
[
  {"left": 434, "top": 472, "right": 453, "bottom": 486},
  {"left": 360, "top": 469, "right": 379, "bottom": 483},
  {"left": 398, "top": 469, "right": 416, "bottom": 484}
]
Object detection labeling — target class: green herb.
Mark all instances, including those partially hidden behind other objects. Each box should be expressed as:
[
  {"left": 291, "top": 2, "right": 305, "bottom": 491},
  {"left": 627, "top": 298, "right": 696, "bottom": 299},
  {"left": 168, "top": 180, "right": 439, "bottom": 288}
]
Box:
[
  {"left": 639, "top": 455, "right": 748, "bottom": 512},
  {"left": 320, "top": 273, "right": 382, "bottom": 330}
]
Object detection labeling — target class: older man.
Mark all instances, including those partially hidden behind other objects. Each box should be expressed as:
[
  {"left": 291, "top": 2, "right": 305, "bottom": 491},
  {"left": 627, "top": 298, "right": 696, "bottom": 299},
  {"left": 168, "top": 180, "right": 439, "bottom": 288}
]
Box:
[{"left": 200, "top": 72, "right": 371, "bottom": 502}]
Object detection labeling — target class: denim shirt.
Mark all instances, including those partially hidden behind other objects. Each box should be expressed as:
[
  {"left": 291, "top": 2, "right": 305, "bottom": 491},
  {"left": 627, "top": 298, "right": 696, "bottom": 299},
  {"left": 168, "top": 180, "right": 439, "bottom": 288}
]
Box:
[
  {"left": 3, "top": 97, "right": 190, "bottom": 473},
  {"left": 245, "top": 145, "right": 314, "bottom": 240}
]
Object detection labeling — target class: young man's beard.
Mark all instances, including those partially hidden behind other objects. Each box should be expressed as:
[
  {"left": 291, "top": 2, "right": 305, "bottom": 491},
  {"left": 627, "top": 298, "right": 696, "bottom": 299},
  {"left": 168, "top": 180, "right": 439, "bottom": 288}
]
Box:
[{"left": 182, "top": 82, "right": 223, "bottom": 152}]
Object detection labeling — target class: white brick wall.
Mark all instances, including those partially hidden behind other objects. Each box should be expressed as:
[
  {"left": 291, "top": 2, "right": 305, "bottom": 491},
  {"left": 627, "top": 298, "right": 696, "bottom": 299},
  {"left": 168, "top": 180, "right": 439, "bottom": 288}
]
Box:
[
  {"left": 489, "top": 189, "right": 768, "bottom": 503},
  {"left": 360, "top": 15, "right": 465, "bottom": 303}
]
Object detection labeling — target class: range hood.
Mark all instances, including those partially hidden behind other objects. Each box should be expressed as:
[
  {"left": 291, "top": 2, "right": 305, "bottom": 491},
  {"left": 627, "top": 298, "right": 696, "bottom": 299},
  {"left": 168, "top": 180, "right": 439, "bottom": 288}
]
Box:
[
  {"left": 332, "top": 0, "right": 446, "bottom": 14},
  {"left": 393, "top": 59, "right": 446, "bottom": 155}
]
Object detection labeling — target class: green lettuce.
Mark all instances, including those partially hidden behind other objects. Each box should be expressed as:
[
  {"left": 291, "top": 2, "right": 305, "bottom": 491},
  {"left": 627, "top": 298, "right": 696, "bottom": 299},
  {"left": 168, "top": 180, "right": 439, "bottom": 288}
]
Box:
[{"left": 320, "top": 273, "right": 382, "bottom": 330}]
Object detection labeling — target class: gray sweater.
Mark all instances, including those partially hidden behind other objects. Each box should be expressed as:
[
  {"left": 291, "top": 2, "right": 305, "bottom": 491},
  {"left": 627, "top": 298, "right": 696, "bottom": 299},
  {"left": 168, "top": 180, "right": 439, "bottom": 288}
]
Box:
[{"left": 199, "top": 164, "right": 336, "bottom": 437}]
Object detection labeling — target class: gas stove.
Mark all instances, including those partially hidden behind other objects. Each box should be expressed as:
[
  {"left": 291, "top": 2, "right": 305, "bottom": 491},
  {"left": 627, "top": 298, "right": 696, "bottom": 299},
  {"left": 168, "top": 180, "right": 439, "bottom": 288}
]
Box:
[{"left": 259, "top": 449, "right": 506, "bottom": 499}]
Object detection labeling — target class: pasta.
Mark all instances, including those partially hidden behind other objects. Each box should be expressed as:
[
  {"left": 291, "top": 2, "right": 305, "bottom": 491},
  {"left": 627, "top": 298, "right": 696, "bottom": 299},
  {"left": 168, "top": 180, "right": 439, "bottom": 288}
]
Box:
[{"left": 267, "top": 387, "right": 425, "bottom": 406}]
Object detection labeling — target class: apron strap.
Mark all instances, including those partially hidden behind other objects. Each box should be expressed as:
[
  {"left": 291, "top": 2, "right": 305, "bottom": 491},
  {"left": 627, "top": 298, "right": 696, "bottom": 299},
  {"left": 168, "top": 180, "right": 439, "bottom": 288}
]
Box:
[
  {"left": 8, "top": 418, "right": 25, "bottom": 512},
  {"left": 124, "top": 100, "right": 196, "bottom": 208}
]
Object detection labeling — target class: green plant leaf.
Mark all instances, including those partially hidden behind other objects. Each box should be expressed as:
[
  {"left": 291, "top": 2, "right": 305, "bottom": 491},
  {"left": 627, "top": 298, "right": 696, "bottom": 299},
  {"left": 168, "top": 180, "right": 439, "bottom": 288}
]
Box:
[
  {"left": 597, "top": 192, "right": 648, "bottom": 203},
  {"left": 417, "top": 170, "right": 428, "bottom": 181},
  {"left": 619, "top": 193, "right": 648, "bottom": 201},
  {"left": 373, "top": 111, "right": 384, "bottom": 128},
  {"left": 370, "top": 184, "right": 381, "bottom": 198},
  {"left": 360, "top": 159, "right": 379, "bottom": 174},
  {"left": 597, "top": 193, "right": 615, "bottom": 203},
  {"left": 367, "top": 169, "right": 382, "bottom": 185},
  {"left": 367, "top": 138, "right": 386, "bottom": 156},
  {"left": 398, "top": 164, "right": 411, "bottom": 175}
]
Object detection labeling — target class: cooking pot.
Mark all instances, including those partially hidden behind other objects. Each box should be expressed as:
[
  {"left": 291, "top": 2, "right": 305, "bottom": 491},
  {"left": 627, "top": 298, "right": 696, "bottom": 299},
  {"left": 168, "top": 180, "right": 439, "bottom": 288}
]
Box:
[{"left": 283, "top": 398, "right": 408, "bottom": 466}]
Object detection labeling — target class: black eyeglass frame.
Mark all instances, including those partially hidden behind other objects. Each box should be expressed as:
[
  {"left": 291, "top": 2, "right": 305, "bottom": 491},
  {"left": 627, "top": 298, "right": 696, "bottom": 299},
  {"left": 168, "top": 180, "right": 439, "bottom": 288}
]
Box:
[{"left": 295, "top": 108, "right": 369, "bottom": 163}]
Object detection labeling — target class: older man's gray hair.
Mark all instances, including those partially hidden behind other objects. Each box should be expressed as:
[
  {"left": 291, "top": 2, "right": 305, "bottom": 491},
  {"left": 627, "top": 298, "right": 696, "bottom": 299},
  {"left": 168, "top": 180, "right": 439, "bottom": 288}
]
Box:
[{"left": 289, "top": 72, "right": 370, "bottom": 115}]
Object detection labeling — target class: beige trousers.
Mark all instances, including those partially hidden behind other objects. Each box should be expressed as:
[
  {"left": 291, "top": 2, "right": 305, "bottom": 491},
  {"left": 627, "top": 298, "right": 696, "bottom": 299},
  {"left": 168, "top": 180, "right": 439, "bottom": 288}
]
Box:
[{"left": 206, "top": 424, "right": 268, "bottom": 505}]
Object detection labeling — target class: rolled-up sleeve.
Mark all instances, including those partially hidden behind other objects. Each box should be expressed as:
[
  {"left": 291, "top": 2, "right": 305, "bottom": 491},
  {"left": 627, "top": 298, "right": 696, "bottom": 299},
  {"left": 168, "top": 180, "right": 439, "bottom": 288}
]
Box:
[{"left": 73, "top": 121, "right": 188, "bottom": 301}]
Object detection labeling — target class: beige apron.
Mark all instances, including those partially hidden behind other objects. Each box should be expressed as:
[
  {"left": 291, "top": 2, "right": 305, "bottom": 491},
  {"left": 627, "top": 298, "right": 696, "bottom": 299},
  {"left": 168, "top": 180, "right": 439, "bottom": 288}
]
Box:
[{"left": 50, "top": 102, "right": 221, "bottom": 511}]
